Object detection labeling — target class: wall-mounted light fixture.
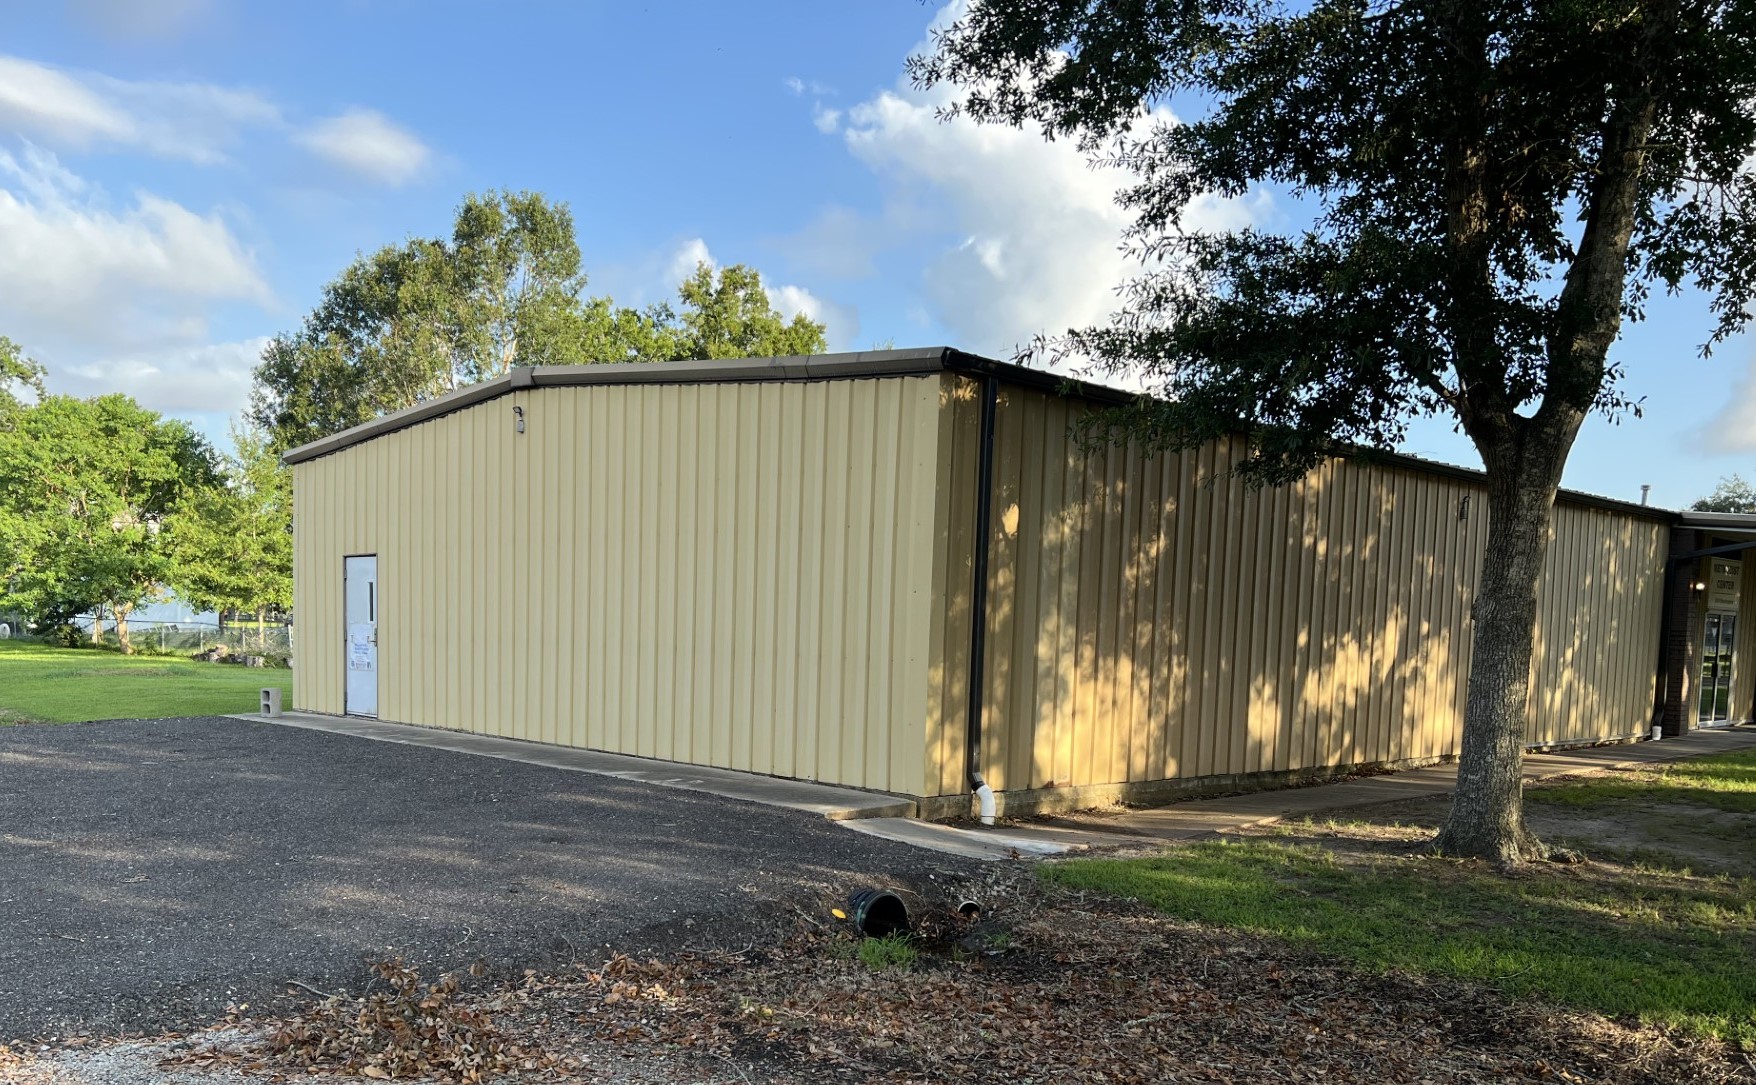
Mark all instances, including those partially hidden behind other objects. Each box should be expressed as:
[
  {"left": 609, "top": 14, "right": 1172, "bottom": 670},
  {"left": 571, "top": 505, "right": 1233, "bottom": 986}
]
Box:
[
  {"left": 1694, "top": 581, "right": 1708, "bottom": 592},
  {"left": 513, "top": 405, "right": 526, "bottom": 434},
  {"left": 1458, "top": 496, "right": 1470, "bottom": 522}
]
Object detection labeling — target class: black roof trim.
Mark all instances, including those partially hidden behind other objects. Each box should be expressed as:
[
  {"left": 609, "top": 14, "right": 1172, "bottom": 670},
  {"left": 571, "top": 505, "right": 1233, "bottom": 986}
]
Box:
[{"left": 280, "top": 347, "right": 1675, "bottom": 523}]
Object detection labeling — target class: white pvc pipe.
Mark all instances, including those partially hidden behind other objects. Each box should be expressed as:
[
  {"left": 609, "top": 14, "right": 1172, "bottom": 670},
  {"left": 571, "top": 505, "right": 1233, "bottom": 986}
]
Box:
[{"left": 975, "top": 782, "right": 997, "bottom": 826}]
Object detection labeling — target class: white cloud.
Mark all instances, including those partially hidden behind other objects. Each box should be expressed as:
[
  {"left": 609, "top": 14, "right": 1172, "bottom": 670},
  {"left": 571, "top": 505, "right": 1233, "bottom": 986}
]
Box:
[
  {"left": 784, "top": 77, "right": 835, "bottom": 97},
  {"left": 812, "top": 104, "right": 842, "bottom": 134},
  {"left": 295, "top": 109, "right": 432, "bottom": 186},
  {"left": 1704, "top": 358, "right": 1756, "bottom": 452},
  {"left": 668, "top": 236, "right": 716, "bottom": 283},
  {"left": 643, "top": 238, "right": 858, "bottom": 350},
  {"left": 55, "top": 337, "right": 268, "bottom": 418},
  {"left": 0, "top": 54, "right": 277, "bottom": 164},
  {"left": 814, "top": 1, "right": 1264, "bottom": 361},
  {"left": 0, "top": 55, "right": 432, "bottom": 181},
  {"left": 0, "top": 56, "right": 132, "bottom": 147},
  {"left": 766, "top": 283, "right": 860, "bottom": 350},
  {"left": 0, "top": 144, "right": 269, "bottom": 363}
]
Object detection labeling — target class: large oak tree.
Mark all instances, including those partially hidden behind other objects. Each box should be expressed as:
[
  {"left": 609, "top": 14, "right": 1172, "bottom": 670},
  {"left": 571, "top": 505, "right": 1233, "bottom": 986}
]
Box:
[{"left": 915, "top": 0, "right": 1756, "bottom": 861}]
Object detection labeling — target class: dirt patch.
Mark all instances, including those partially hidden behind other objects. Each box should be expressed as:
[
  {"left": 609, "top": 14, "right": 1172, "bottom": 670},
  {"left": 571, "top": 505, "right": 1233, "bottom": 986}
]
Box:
[
  {"left": 1528, "top": 801, "right": 1756, "bottom": 877},
  {"left": 1246, "top": 777, "right": 1756, "bottom": 878},
  {"left": 110, "top": 871, "right": 1748, "bottom": 1085}
]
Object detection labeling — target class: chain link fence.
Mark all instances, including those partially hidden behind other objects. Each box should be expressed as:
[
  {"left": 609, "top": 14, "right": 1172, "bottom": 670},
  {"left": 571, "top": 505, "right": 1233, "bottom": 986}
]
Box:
[{"left": 74, "top": 618, "right": 293, "bottom": 661}]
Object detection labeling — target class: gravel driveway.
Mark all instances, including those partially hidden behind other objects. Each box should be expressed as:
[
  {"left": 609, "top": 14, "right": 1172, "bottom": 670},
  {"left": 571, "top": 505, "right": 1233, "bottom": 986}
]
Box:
[{"left": 0, "top": 717, "right": 972, "bottom": 1041}]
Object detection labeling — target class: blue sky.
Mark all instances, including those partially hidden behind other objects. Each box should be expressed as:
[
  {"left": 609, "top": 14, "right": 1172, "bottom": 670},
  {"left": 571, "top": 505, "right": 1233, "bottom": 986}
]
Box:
[{"left": 0, "top": 0, "right": 1751, "bottom": 510}]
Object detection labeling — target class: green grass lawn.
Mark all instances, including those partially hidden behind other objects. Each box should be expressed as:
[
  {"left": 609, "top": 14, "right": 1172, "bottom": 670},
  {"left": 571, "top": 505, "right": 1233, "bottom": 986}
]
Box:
[
  {"left": 1531, "top": 747, "right": 1756, "bottom": 814},
  {"left": 1047, "top": 748, "right": 1756, "bottom": 1044},
  {"left": 0, "top": 639, "right": 291, "bottom": 723}
]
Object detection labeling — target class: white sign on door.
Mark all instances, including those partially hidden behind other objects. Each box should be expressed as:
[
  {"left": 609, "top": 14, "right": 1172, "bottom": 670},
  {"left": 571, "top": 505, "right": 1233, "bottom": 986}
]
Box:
[{"left": 348, "top": 625, "right": 375, "bottom": 671}]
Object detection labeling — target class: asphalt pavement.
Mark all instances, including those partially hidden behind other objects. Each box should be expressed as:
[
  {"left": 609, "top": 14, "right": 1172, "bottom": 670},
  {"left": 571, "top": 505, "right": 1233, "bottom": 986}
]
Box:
[{"left": 0, "top": 717, "right": 974, "bottom": 1040}]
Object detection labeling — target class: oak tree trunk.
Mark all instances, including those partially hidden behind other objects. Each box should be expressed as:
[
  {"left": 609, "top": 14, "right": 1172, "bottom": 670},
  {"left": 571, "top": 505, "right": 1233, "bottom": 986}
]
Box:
[
  {"left": 115, "top": 604, "right": 133, "bottom": 656},
  {"left": 1433, "top": 452, "right": 1567, "bottom": 863}
]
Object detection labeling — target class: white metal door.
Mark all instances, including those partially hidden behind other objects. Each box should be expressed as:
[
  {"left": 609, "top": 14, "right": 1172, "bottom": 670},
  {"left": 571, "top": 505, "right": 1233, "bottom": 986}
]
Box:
[{"left": 344, "top": 555, "right": 378, "bottom": 717}]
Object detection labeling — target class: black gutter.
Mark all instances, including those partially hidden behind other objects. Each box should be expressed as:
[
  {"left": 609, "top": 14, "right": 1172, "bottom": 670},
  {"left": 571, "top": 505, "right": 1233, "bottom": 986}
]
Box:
[
  {"left": 1652, "top": 557, "right": 1685, "bottom": 734},
  {"left": 966, "top": 374, "right": 1000, "bottom": 792}
]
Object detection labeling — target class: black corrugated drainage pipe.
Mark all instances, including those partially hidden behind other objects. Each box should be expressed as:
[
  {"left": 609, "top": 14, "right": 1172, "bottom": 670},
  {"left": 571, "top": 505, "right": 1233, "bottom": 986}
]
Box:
[{"left": 966, "top": 373, "right": 1000, "bottom": 825}]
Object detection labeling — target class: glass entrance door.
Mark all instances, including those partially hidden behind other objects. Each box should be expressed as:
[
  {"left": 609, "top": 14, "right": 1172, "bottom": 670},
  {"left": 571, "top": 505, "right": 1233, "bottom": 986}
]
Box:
[{"left": 1698, "top": 612, "right": 1737, "bottom": 724}]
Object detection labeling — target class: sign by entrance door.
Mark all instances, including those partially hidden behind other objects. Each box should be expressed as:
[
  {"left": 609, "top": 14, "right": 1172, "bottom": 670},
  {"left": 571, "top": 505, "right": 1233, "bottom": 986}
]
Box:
[{"left": 344, "top": 555, "right": 378, "bottom": 717}]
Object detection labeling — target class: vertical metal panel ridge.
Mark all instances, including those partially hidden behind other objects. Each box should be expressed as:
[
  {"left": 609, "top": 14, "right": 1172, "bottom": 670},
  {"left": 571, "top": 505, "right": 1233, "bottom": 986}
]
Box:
[
  {"left": 948, "top": 380, "right": 1668, "bottom": 799},
  {"left": 290, "top": 375, "right": 949, "bottom": 795},
  {"left": 287, "top": 370, "right": 1667, "bottom": 801}
]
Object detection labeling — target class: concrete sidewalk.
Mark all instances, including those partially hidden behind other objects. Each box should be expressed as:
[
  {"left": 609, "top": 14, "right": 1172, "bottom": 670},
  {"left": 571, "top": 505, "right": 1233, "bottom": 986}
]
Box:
[
  {"left": 1049, "top": 725, "right": 1756, "bottom": 843},
  {"left": 236, "top": 711, "right": 1756, "bottom": 860},
  {"left": 232, "top": 711, "right": 915, "bottom": 820}
]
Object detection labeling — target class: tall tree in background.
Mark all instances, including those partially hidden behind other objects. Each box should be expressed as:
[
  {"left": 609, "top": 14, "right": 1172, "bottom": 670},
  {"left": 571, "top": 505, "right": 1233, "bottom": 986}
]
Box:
[
  {"left": 670, "top": 262, "right": 829, "bottom": 360},
  {"left": 252, "top": 189, "right": 829, "bottom": 448},
  {"left": 251, "top": 191, "right": 591, "bottom": 448},
  {"left": 450, "top": 190, "right": 593, "bottom": 380},
  {"left": 252, "top": 238, "right": 460, "bottom": 446},
  {"left": 167, "top": 424, "right": 293, "bottom": 640},
  {"left": 1692, "top": 474, "right": 1756, "bottom": 513},
  {"left": 917, "top": 0, "right": 1756, "bottom": 862},
  {"left": 0, "top": 394, "right": 218, "bottom": 652}
]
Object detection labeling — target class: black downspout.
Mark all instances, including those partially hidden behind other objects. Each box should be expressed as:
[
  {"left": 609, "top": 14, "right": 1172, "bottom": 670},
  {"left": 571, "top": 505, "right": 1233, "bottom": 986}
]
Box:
[
  {"left": 966, "top": 374, "right": 1000, "bottom": 794},
  {"left": 1652, "top": 556, "right": 1679, "bottom": 735}
]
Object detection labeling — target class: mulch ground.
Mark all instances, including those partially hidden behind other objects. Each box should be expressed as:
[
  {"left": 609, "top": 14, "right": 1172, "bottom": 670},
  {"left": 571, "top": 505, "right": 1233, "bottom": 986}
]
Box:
[{"left": 97, "top": 868, "right": 1753, "bottom": 1085}]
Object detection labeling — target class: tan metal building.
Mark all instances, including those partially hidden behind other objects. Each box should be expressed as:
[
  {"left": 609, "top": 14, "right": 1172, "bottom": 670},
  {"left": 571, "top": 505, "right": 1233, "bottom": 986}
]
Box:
[{"left": 286, "top": 348, "right": 1727, "bottom": 817}]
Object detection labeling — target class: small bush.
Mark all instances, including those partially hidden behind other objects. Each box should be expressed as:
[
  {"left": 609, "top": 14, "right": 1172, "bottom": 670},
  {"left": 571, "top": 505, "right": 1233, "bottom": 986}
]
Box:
[
  {"left": 42, "top": 625, "right": 86, "bottom": 649},
  {"left": 857, "top": 934, "right": 918, "bottom": 972}
]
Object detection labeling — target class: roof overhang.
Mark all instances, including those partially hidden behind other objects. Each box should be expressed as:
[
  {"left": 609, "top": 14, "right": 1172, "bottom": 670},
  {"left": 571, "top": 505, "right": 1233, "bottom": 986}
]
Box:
[
  {"left": 276, "top": 345, "right": 1677, "bottom": 526},
  {"left": 1678, "top": 511, "right": 1756, "bottom": 534},
  {"left": 281, "top": 346, "right": 1132, "bottom": 466}
]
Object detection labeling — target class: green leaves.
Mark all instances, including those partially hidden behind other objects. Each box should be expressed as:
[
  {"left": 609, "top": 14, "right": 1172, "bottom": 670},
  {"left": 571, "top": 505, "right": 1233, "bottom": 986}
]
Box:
[
  {"left": 0, "top": 336, "right": 44, "bottom": 423},
  {"left": 0, "top": 394, "right": 218, "bottom": 638},
  {"left": 918, "top": 0, "right": 1756, "bottom": 479},
  {"left": 164, "top": 423, "right": 292, "bottom": 620},
  {"left": 1691, "top": 473, "right": 1756, "bottom": 513},
  {"left": 249, "top": 191, "right": 830, "bottom": 449},
  {"left": 672, "top": 261, "right": 829, "bottom": 362}
]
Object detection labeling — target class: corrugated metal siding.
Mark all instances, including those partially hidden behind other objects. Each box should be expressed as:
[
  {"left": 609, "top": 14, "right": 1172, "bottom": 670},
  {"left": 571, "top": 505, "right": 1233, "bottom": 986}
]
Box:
[
  {"left": 293, "top": 377, "right": 942, "bottom": 795},
  {"left": 1528, "top": 504, "right": 1668, "bottom": 745},
  {"left": 931, "top": 380, "right": 1668, "bottom": 796}
]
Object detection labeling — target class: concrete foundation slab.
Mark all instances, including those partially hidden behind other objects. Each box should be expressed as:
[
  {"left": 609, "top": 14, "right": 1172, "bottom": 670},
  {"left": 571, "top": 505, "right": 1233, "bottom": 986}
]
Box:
[{"left": 230, "top": 711, "right": 915, "bottom": 820}]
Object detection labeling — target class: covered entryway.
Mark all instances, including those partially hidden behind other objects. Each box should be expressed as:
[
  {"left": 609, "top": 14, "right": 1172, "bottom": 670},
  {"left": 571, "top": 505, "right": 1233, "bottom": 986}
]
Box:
[{"left": 1658, "top": 514, "right": 1756, "bottom": 734}]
